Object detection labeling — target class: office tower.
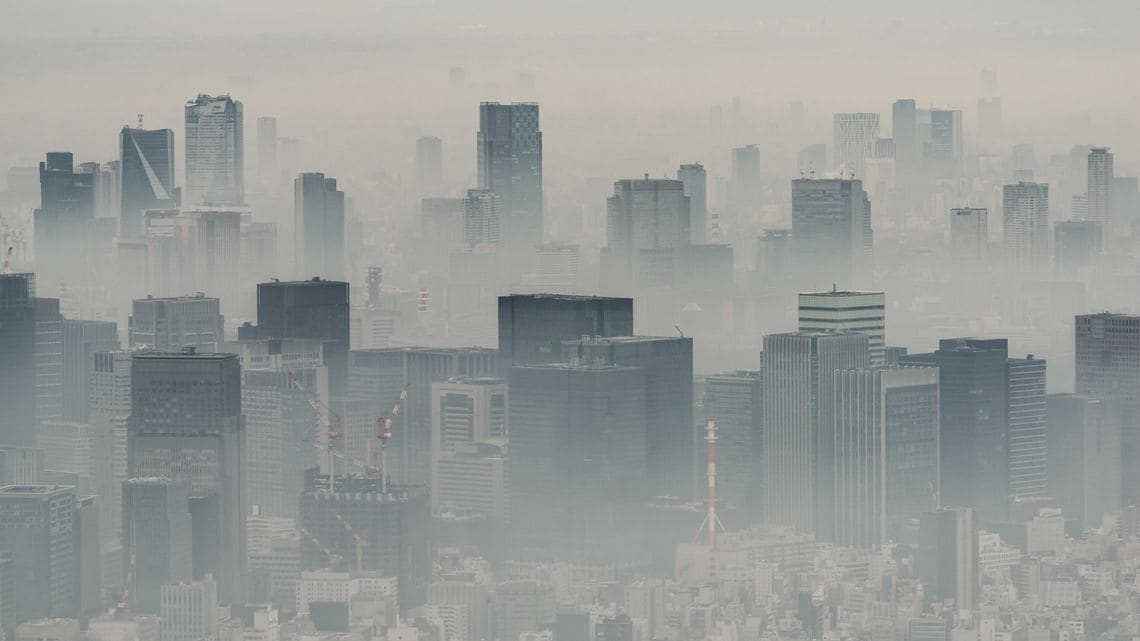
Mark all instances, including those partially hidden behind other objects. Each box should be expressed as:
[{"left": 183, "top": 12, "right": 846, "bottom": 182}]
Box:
[
  {"left": 34, "top": 152, "right": 96, "bottom": 289},
  {"left": 508, "top": 361, "right": 647, "bottom": 555},
  {"left": 917, "top": 507, "right": 976, "bottom": 609},
  {"left": 350, "top": 347, "right": 498, "bottom": 487},
  {"left": 1112, "top": 176, "right": 1139, "bottom": 228},
  {"left": 903, "top": 339, "right": 1009, "bottom": 521},
  {"left": 241, "top": 221, "right": 278, "bottom": 284},
  {"left": 879, "top": 367, "right": 941, "bottom": 543},
  {"left": 563, "top": 336, "right": 694, "bottom": 497},
  {"left": 256, "top": 117, "right": 277, "bottom": 182},
  {"left": 1086, "top": 147, "right": 1113, "bottom": 228},
  {"left": 127, "top": 351, "right": 245, "bottom": 603},
  {"left": 891, "top": 100, "right": 919, "bottom": 183},
  {"left": 798, "top": 289, "right": 886, "bottom": 365},
  {"left": 925, "top": 109, "right": 963, "bottom": 174},
  {"left": 80, "top": 160, "right": 122, "bottom": 221},
  {"left": 477, "top": 102, "right": 543, "bottom": 253},
  {"left": 463, "top": 189, "right": 501, "bottom": 247},
  {"left": 121, "top": 477, "right": 192, "bottom": 614},
  {"left": 1002, "top": 182, "right": 1050, "bottom": 267},
  {"left": 184, "top": 94, "right": 244, "bottom": 206},
  {"left": 603, "top": 177, "right": 691, "bottom": 290},
  {"left": 172, "top": 208, "right": 243, "bottom": 311},
  {"left": 761, "top": 332, "right": 870, "bottom": 534},
  {"left": 119, "top": 127, "right": 175, "bottom": 237},
  {"left": 1046, "top": 395, "right": 1121, "bottom": 529},
  {"left": 428, "top": 581, "right": 492, "bottom": 641},
  {"left": 38, "top": 419, "right": 97, "bottom": 493},
  {"left": 416, "top": 136, "right": 443, "bottom": 194},
  {"left": 61, "top": 320, "right": 119, "bottom": 422},
  {"left": 160, "top": 576, "right": 218, "bottom": 641},
  {"left": 73, "top": 494, "right": 101, "bottom": 618},
  {"left": 242, "top": 278, "right": 350, "bottom": 396},
  {"left": 908, "top": 618, "right": 949, "bottom": 641},
  {"left": 129, "top": 294, "right": 223, "bottom": 352},
  {"left": 497, "top": 294, "right": 633, "bottom": 372},
  {"left": 797, "top": 144, "right": 827, "bottom": 176},
  {"left": 1006, "top": 356, "right": 1047, "bottom": 502},
  {"left": 832, "top": 113, "right": 879, "bottom": 177},
  {"left": 0, "top": 447, "right": 43, "bottom": 485},
  {"left": 90, "top": 351, "right": 132, "bottom": 571},
  {"left": 430, "top": 377, "right": 507, "bottom": 454},
  {"left": 727, "top": 145, "right": 762, "bottom": 220},
  {"left": 0, "top": 485, "right": 76, "bottom": 624},
  {"left": 950, "top": 208, "right": 988, "bottom": 262},
  {"left": 754, "top": 228, "right": 793, "bottom": 290},
  {"left": 298, "top": 475, "right": 431, "bottom": 607},
  {"left": 1075, "top": 313, "right": 1140, "bottom": 504},
  {"left": 1054, "top": 221, "right": 1103, "bottom": 273},
  {"left": 34, "top": 297, "right": 64, "bottom": 426},
  {"left": 494, "top": 580, "right": 556, "bottom": 641},
  {"left": 790, "top": 178, "right": 873, "bottom": 286},
  {"left": 530, "top": 243, "right": 581, "bottom": 293},
  {"left": 294, "top": 173, "right": 345, "bottom": 280},
  {"left": 677, "top": 163, "right": 708, "bottom": 244},
  {"left": 703, "top": 371, "right": 761, "bottom": 521},
  {"left": 0, "top": 274, "right": 37, "bottom": 447}
]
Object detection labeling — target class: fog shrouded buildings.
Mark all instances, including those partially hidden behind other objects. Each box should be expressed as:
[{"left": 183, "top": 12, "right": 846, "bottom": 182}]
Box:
[
  {"left": 1002, "top": 182, "right": 1050, "bottom": 267},
  {"left": 294, "top": 172, "right": 345, "bottom": 280},
  {"left": 61, "top": 319, "right": 119, "bottom": 422},
  {"left": 184, "top": 94, "right": 244, "bottom": 206},
  {"left": 925, "top": 109, "right": 963, "bottom": 176},
  {"left": 798, "top": 289, "right": 886, "bottom": 366},
  {"left": 463, "top": 189, "right": 501, "bottom": 247},
  {"left": 497, "top": 294, "right": 633, "bottom": 373},
  {"left": 256, "top": 116, "right": 276, "bottom": 182},
  {"left": 121, "top": 477, "right": 192, "bottom": 614},
  {"left": 727, "top": 145, "right": 761, "bottom": 223},
  {"left": 917, "top": 507, "right": 976, "bottom": 610},
  {"left": 1086, "top": 147, "right": 1113, "bottom": 229},
  {"left": 35, "top": 152, "right": 95, "bottom": 290},
  {"left": 1075, "top": 313, "right": 1140, "bottom": 504},
  {"left": 416, "top": 135, "right": 443, "bottom": 194},
  {"left": 430, "top": 378, "right": 508, "bottom": 521},
  {"left": 603, "top": 177, "right": 690, "bottom": 290},
  {"left": 119, "top": 127, "right": 176, "bottom": 237},
  {"left": 703, "top": 371, "right": 761, "bottom": 522},
  {"left": 129, "top": 294, "right": 223, "bottom": 352},
  {"left": 172, "top": 208, "right": 242, "bottom": 311},
  {"left": 791, "top": 178, "right": 873, "bottom": 287},
  {"left": 762, "top": 332, "right": 869, "bottom": 536},
  {"left": 892, "top": 100, "right": 919, "bottom": 184},
  {"left": 0, "top": 484, "right": 76, "bottom": 627},
  {"left": 677, "top": 163, "right": 707, "bottom": 244},
  {"left": 1046, "top": 394, "right": 1122, "bottom": 529},
  {"left": 950, "top": 208, "right": 988, "bottom": 262},
  {"left": 477, "top": 102, "right": 542, "bottom": 254},
  {"left": 127, "top": 350, "right": 245, "bottom": 603},
  {"left": 0, "top": 273, "right": 37, "bottom": 448},
  {"left": 832, "top": 113, "right": 879, "bottom": 177}
]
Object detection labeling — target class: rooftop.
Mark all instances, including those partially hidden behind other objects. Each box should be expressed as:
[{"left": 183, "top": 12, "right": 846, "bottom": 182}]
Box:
[
  {"left": 0, "top": 484, "right": 74, "bottom": 496},
  {"left": 258, "top": 277, "right": 348, "bottom": 287},
  {"left": 501, "top": 293, "right": 631, "bottom": 303}
]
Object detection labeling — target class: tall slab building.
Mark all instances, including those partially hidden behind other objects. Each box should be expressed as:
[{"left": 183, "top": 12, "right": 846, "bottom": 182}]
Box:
[
  {"left": 119, "top": 127, "right": 176, "bottom": 237},
  {"left": 294, "top": 172, "right": 345, "bottom": 280},
  {"left": 184, "top": 94, "right": 244, "bottom": 206},
  {"left": 477, "top": 102, "right": 542, "bottom": 254}
]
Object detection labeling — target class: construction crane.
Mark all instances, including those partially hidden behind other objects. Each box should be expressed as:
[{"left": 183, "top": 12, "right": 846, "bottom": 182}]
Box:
[
  {"left": 2, "top": 247, "right": 12, "bottom": 274},
  {"left": 334, "top": 513, "right": 368, "bottom": 572},
  {"left": 287, "top": 370, "right": 344, "bottom": 485},
  {"left": 374, "top": 382, "right": 410, "bottom": 493}
]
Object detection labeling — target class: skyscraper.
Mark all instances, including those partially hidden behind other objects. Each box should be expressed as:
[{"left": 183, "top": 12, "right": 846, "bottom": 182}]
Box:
[
  {"left": 1075, "top": 313, "right": 1140, "bottom": 504},
  {"left": 1002, "top": 182, "right": 1050, "bottom": 267},
  {"left": 160, "top": 576, "right": 218, "bottom": 641},
  {"left": 127, "top": 351, "right": 245, "bottom": 603},
  {"left": 727, "top": 145, "right": 762, "bottom": 223},
  {"left": 416, "top": 136, "right": 443, "bottom": 194},
  {"left": 184, "top": 94, "right": 244, "bottom": 206},
  {"left": 1006, "top": 355, "right": 1047, "bottom": 502},
  {"left": 463, "top": 189, "right": 501, "bottom": 247},
  {"left": 791, "top": 178, "right": 873, "bottom": 287},
  {"left": 119, "top": 127, "right": 176, "bottom": 237},
  {"left": 925, "top": 109, "right": 963, "bottom": 176},
  {"left": 430, "top": 378, "right": 508, "bottom": 520},
  {"left": 0, "top": 484, "right": 76, "bottom": 625},
  {"left": 917, "top": 507, "right": 976, "bottom": 609},
  {"left": 0, "top": 274, "right": 37, "bottom": 448},
  {"left": 477, "top": 102, "right": 542, "bottom": 254},
  {"left": 35, "top": 152, "right": 96, "bottom": 289},
  {"left": 172, "top": 208, "right": 243, "bottom": 312},
  {"left": 256, "top": 116, "right": 277, "bottom": 183},
  {"left": 703, "top": 371, "right": 762, "bottom": 522},
  {"left": 1086, "top": 147, "right": 1113, "bottom": 229},
  {"left": 497, "top": 294, "right": 633, "bottom": 373},
  {"left": 677, "top": 163, "right": 707, "bottom": 244},
  {"left": 34, "top": 297, "right": 64, "bottom": 426},
  {"left": 121, "top": 477, "right": 193, "bottom": 614},
  {"left": 891, "top": 100, "right": 919, "bottom": 184},
  {"left": 294, "top": 172, "right": 346, "bottom": 280},
  {"left": 61, "top": 319, "right": 119, "bottom": 422},
  {"left": 798, "top": 289, "right": 886, "bottom": 365},
  {"left": 603, "top": 177, "right": 690, "bottom": 290},
  {"left": 950, "top": 208, "right": 988, "bottom": 262},
  {"left": 762, "top": 332, "right": 870, "bottom": 534},
  {"left": 832, "top": 113, "right": 879, "bottom": 178},
  {"left": 129, "top": 294, "right": 224, "bottom": 352},
  {"left": 1046, "top": 394, "right": 1122, "bottom": 529}
]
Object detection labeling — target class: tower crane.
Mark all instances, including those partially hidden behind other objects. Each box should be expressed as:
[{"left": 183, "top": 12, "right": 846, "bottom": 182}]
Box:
[
  {"left": 374, "top": 383, "right": 410, "bottom": 493},
  {"left": 287, "top": 370, "right": 345, "bottom": 485}
]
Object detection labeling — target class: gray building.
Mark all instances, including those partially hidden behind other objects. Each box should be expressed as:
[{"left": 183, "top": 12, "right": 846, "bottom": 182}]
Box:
[
  {"left": 122, "top": 477, "right": 192, "bottom": 614},
  {"left": 1046, "top": 394, "right": 1121, "bottom": 529},
  {"left": 727, "top": 145, "right": 762, "bottom": 222},
  {"left": 256, "top": 116, "right": 277, "bottom": 183},
  {"left": 1087, "top": 147, "right": 1113, "bottom": 229},
  {"left": 1007, "top": 355, "right": 1047, "bottom": 502},
  {"left": 463, "top": 189, "right": 501, "bottom": 247},
  {"left": 798, "top": 289, "right": 885, "bottom": 365},
  {"left": 61, "top": 319, "right": 119, "bottom": 422},
  {"left": 703, "top": 371, "right": 761, "bottom": 522},
  {"left": 1053, "top": 220, "right": 1102, "bottom": 273},
  {"left": 119, "top": 127, "right": 176, "bottom": 237},
  {"left": 677, "top": 163, "right": 708, "bottom": 244},
  {"left": 0, "top": 484, "right": 76, "bottom": 625},
  {"left": 35, "top": 152, "right": 95, "bottom": 291},
  {"left": 497, "top": 294, "right": 633, "bottom": 373},
  {"left": 184, "top": 94, "right": 244, "bottom": 206},
  {"left": 1002, "top": 182, "right": 1050, "bottom": 267},
  {"left": 950, "top": 208, "right": 988, "bottom": 262},
  {"left": 294, "top": 172, "right": 345, "bottom": 280},
  {"left": 832, "top": 113, "right": 879, "bottom": 178},
  {"left": 416, "top": 135, "right": 443, "bottom": 194},
  {"left": 0, "top": 274, "right": 37, "bottom": 448},
  {"left": 129, "top": 294, "right": 223, "bottom": 352},
  {"left": 917, "top": 507, "right": 976, "bottom": 609},
  {"left": 477, "top": 102, "right": 542, "bottom": 254},
  {"left": 603, "top": 177, "right": 691, "bottom": 290},
  {"left": 791, "top": 178, "right": 873, "bottom": 287}
]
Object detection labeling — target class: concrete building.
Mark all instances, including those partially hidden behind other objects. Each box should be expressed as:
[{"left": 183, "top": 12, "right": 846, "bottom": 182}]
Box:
[
  {"left": 1086, "top": 147, "right": 1113, "bottom": 229},
  {"left": 477, "top": 102, "right": 543, "bottom": 254},
  {"left": 603, "top": 177, "right": 691, "bottom": 290},
  {"left": 917, "top": 507, "right": 976, "bottom": 609},
  {"left": 1046, "top": 394, "right": 1122, "bottom": 529},
  {"left": 497, "top": 294, "right": 633, "bottom": 374},
  {"left": 1002, "top": 182, "right": 1050, "bottom": 267},
  {"left": 160, "top": 576, "right": 218, "bottom": 641},
  {"left": 0, "top": 273, "right": 37, "bottom": 448},
  {"left": 791, "top": 178, "right": 873, "bottom": 288},
  {"left": 0, "top": 485, "right": 76, "bottom": 624},
  {"left": 294, "top": 173, "right": 345, "bottom": 280},
  {"left": 677, "top": 163, "right": 707, "bottom": 244},
  {"left": 703, "top": 371, "right": 761, "bottom": 522},
  {"left": 119, "top": 127, "right": 176, "bottom": 237},
  {"left": 415, "top": 136, "right": 443, "bottom": 194},
  {"left": 184, "top": 94, "right": 244, "bottom": 206},
  {"left": 832, "top": 113, "right": 879, "bottom": 177},
  {"left": 798, "top": 289, "right": 885, "bottom": 365},
  {"left": 121, "top": 477, "right": 193, "bottom": 614},
  {"left": 950, "top": 208, "right": 988, "bottom": 262},
  {"left": 129, "top": 295, "right": 223, "bottom": 352}
]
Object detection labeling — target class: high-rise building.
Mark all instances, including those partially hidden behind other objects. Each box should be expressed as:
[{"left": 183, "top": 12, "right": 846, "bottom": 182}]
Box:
[
  {"left": 90, "top": 351, "right": 132, "bottom": 570},
  {"left": 294, "top": 173, "right": 345, "bottom": 280},
  {"left": 917, "top": 507, "right": 976, "bottom": 609},
  {"left": 1046, "top": 394, "right": 1122, "bottom": 529},
  {"left": 603, "top": 177, "right": 690, "bottom": 290},
  {"left": 80, "top": 160, "right": 122, "bottom": 221},
  {"left": 925, "top": 109, "right": 963, "bottom": 175},
  {"left": 497, "top": 294, "right": 633, "bottom": 373},
  {"left": 34, "top": 297, "right": 63, "bottom": 427},
  {"left": 761, "top": 332, "right": 870, "bottom": 534},
  {"left": 477, "top": 102, "right": 542, "bottom": 254},
  {"left": 1002, "top": 182, "right": 1050, "bottom": 267},
  {"left": 891, "top": 100, "right": 919, "bottom": 184},
  {"left": 950, "top": 208, "right": 988, "bottom": 262},
  {"left": 160, "top": 576, "right": 218, "bottom": 641},
  {"left": 119, "top": 127, "right": 176, "bottom": 237},
  {"left": 430, "top": 377, "right": 508, "bottom": 519},
  {"left": 1086, "top": 147, "right": 1113, "bottom": 229},
  {"left": 1053, "top": 222, "right": 1103, "bottom": 274},
  {"left": 127, "top": 351, "right": 245, "bottom": 603},
  {"left": 798, "top": 289, "right": 886, "bottom": 365},
  {"left": 703, "top": 371, "right": 761, "bottom": 522},
  {"left": 256, "top": 117, "right": 277, "bottom": 183},
  {"left": 727, "top": 145, "right": 762, "bottom": 222},
  {"left": 902, "top": 339, "right": 1009, "bottom": 521},
  {"left": 0, "top": 274, "right": 37, "bottom": 447},
  {"left": 791, "top": 178, "right": 873, "bottom": 287},
  {"left": 121, "top": 477, "right": 193, "bottom": 614},
  {"left": 34, "top": 153, "right": 96, "bottom": 289},
  {"left": 1007, "top": 355, "right": 1047, "bottom": 502},
  {"left": 61, "top": 320, "right": 119, "bottom": 422},
  {"left": 129, "top": 294, "right": 223, "bottom": 352},
  {"left": 832, "top": 113, "right": 879, "bottom": 178},
  {"left": 562, "top": 336, "right": 694, "bottom": 497},
  {"left": 677, "top": 163, "right": 707, "bottom": 244},
  {"left": 171, "top": 208, "right": 243, "bottom": 311},
  {"left": 463, "top": 189, "right": 501, "bottom": 247},
  {"left": 184, "top": 94, "right": 244, "bottom": 206},
  {"left": 1075, "top": 312, "right": 1140, "bottom": 504},
  {"left": 416, "top": 136, "right": 443, "bottom": 194},
  {"left": 0, "top": 484, "right": 76, "bottom": 625}
]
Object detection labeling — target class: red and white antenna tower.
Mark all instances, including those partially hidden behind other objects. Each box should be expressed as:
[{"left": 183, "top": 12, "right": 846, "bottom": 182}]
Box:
[{"left": 695, "top": 416, "right": 725, "bottom": 548}]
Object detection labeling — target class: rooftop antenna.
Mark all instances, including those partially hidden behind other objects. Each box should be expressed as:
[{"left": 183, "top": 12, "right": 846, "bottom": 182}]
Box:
[{"left": 694, "top": 417, "right": 725, "bottom": 548}]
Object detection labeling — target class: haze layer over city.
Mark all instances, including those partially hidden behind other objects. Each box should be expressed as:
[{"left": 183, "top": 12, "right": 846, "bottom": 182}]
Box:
[{"left": 1, "top": 3, "right": 1140, "bottom": 641}]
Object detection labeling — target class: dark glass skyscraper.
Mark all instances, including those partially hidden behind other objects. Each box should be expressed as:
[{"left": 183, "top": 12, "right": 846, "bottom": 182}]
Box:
[
  {"left": 497, "top": 294, "right": 633, "bottom": 374},
  {"left": 477, "top": 102, "right": 542, "bottom": 254},
  {"left": 119, "top": 127, "right": 176, "bottom": 237},
  {"left": 35, "top": 152, "right": 95, "bottom": 290},
  {"left": 791, "top": 178, "right": 873, "bottom": 287},
  {"left": 0, "top": 274, "right": 37, "bottom": 448},
  {"left": 677, "top": 163, "right": 707, "bottom": 244}
]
